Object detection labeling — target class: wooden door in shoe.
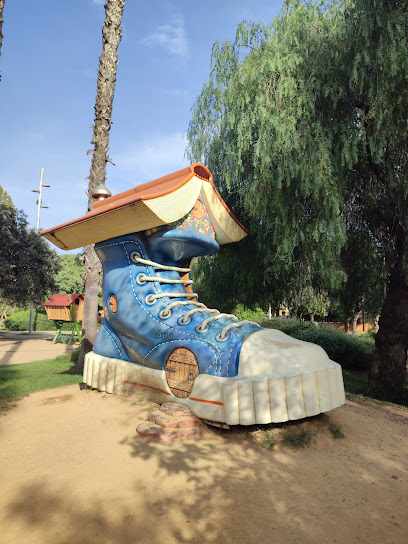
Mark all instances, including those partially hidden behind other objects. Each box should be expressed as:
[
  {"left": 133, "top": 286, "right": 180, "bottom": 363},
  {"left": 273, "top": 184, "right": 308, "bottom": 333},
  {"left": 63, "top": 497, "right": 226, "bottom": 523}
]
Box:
[{"left": 165, "top": 348, "right": 199, "bottom": 398}]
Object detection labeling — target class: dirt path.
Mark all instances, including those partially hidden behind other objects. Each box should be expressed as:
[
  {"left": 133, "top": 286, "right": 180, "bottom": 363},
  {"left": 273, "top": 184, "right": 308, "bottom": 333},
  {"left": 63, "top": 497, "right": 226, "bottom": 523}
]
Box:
[
  {"left": 0, "top": 386, "right": 407, "bottom": 544},
  {"left": 0, "top": 331, "right": 79, "bottom": 365}
]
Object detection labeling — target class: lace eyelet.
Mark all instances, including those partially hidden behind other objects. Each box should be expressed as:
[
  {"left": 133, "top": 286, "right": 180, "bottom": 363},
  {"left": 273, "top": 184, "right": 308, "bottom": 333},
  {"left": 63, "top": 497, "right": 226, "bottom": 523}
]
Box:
[
  {"left": 196, "top": 324, "right": 208, "bottom": 333},
  {"left": 145, "top": 295, "right": 156, "bottom": 306},
  {"left": 216, "top": 332, "right": 230, "bottom": 342},
  {"left": 159, "top": 309, "right": 172, "bottom": 320},
  {"left": 136, "top": 273, "right": 147, "bottom": 285},
  {"left": 178, "top": 316, "right": 191, "bottom": 326},
  {"left": 130, "top": 251, "right": 141, "bottom": 264}
]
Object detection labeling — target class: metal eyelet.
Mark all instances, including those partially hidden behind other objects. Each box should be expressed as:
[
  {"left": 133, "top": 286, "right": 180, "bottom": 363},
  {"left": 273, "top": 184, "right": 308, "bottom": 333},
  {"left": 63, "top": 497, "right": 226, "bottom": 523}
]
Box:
[
  {"left": 159, "top": 308, "right": 172, "bottom": 320},
  {"left": 178, "top": 315, "right": 191, "bottom": 325},
  {"left": 145, "top": 294, "right": 156, "bottom": 306},
  {"left": 196, "top": 324, "right": 208, "bottom": 333},
  {"left": 130, "top": 251, "right": 141, "bottom": 264},
  {"left": 216, "top": 332, "right": 230, "bottom": 342},
  {"left": 136, "top": 273, "right": 147, "bottom": 285}
]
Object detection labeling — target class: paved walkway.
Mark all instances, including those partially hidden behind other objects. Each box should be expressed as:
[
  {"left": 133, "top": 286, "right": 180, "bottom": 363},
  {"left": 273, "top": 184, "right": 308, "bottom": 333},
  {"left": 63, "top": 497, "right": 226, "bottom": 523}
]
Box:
[{"left": 0, "top": 331, "right": 80, "bottom": 365}]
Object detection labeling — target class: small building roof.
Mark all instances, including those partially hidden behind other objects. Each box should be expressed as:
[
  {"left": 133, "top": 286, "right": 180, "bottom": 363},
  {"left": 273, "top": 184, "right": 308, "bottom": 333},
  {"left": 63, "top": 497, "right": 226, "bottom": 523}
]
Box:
[
  {"left": 41, "top": 163, "right": 248, "bottom": 251},
  {"left": 42, "top": 294, "right": 84, "bottom": 307}
]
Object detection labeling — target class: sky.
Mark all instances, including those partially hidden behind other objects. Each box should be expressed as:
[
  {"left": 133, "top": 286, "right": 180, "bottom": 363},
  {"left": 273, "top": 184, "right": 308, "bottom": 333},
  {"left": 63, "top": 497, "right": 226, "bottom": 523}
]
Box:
[{"left": 1, "top": 0, "right": 282, "bottom": 253}]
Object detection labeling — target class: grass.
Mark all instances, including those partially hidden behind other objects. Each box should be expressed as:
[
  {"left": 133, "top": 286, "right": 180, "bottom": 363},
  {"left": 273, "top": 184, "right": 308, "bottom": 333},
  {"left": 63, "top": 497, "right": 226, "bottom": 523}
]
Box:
[
  {"left": 0, "top": 349, "right": 82, "bottom": 413},
  {"left": 281, "top": 427, "right": 312, "bottom": 449},
  {"left": 328, "top": 422, "right": 345, "bottom": 439},
  {"left": 261, "top": 430, "right": 276, "bottom": 450},
  {"left": 342, "top": 369, "right": 368, "bottom": 395}
]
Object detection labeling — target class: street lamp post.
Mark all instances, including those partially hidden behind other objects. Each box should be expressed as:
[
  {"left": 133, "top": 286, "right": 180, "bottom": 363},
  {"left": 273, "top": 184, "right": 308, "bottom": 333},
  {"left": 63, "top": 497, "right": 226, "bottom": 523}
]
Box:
[{"left": 28, "top": 168, "right": 50, "bottom": 335}]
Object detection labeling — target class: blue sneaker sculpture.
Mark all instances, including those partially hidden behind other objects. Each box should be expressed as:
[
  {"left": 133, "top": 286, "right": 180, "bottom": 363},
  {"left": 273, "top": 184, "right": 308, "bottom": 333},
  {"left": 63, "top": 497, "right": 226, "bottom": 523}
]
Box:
[{"left": 43, "top": 164, "right": 345, "bottom": 425}]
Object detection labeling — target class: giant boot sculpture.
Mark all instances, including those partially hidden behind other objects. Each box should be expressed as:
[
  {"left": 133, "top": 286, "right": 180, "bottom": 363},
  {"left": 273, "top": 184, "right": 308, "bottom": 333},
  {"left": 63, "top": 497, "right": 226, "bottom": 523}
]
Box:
[{"left": 42, "top": 164, "right": 345, "bottom": 425}]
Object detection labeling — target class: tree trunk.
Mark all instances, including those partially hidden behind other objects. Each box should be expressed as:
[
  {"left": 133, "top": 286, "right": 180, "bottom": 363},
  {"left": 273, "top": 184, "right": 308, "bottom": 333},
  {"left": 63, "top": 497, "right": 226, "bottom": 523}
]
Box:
[
  {"left": 351, "top": 312, "right": 359, "bottom": 334},
  {"left": 78, "top": 0, "right": 125, "bottom": 370},
  {"left": 369, "top": 225, "right": 408, "bottom": 403},
  {"left": 373, "top": 314, "right": 380, "bottom": 333},
  {"left": 0, "top": 0, "right": 5, "bottom": 81}
]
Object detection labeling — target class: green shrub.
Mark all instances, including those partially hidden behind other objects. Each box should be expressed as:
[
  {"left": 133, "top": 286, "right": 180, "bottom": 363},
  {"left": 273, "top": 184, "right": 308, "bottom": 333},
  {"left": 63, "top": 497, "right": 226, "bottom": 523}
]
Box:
[
  {"left": 233, "top": 304, "right": 265, "bottom": 321},
  {"left": 258, "top": 318, "right": 374, "bottom": 371},
  {"left": 4, "top": 309, "right": 75, "bottom": 332}
]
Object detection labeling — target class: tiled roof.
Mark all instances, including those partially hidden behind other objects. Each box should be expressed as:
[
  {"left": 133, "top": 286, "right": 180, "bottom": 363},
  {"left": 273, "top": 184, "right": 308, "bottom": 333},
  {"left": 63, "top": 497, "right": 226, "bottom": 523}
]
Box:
[{"left": 42, "top": 294, "right": 84, "bottom": 307}]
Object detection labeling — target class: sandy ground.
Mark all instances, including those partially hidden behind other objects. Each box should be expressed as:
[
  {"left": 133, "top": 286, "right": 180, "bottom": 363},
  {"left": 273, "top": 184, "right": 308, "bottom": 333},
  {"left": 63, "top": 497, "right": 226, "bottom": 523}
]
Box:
[
  {"left": 0, "top": 383, "right": 407, "bottom": 544},
  {"left": 0, "top": 331, "right": 79, "bottom": 365}
]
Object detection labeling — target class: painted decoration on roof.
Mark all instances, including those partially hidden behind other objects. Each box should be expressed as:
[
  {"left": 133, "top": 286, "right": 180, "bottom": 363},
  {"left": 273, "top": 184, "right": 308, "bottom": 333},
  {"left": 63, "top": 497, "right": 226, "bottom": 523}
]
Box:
[{"left": 145, "top": 197, "right": 215, "bottom": 239}]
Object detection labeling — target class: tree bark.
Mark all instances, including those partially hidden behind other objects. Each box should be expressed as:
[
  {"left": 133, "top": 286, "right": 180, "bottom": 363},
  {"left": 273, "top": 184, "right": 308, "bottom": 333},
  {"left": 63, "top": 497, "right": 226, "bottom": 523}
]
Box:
[
  {"left": 78, "top": 0, "right": 125, "bottom": 370},
  {"left": 351, "top": 312, "right": 359, "bottom": 334},
  {"left": 369, "top": 225, "right": 408, "bottom": 403}
]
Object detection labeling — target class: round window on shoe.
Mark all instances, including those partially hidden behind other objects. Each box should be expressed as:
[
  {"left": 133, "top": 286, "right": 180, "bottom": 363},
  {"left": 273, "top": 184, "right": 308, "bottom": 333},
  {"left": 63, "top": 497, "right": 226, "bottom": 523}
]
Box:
[{"left": 108, "top": 294, "right": 118, "bottom": 313}]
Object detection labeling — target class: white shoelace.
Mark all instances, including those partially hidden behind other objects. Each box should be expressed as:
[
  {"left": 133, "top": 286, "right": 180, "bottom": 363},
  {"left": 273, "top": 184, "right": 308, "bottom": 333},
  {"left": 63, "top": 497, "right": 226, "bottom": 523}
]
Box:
[{"left": 131, "top": 252, "right": 260, "bottom": 340}]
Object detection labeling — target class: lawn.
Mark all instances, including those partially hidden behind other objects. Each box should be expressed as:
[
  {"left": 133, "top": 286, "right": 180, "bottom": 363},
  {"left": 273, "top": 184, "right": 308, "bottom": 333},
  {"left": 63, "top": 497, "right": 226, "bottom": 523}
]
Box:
[{"left": 0, "top": 350, "right": 82, "bottom": 412}]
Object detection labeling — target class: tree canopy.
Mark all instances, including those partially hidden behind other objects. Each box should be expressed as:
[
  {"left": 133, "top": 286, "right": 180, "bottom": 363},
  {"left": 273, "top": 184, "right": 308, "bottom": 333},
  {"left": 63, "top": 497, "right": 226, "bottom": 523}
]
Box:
[
  {"left": 188, "top": 0, "right": 408, "bottom": 402},
  {"left": 0, "top": 186, "right": 14, "bottom": 207},
  {"left": 54, "top": 254, "right": 84, "bottom": 295},
  {"left": 0, "top": 202, "right": 61, "bottom": 306}
]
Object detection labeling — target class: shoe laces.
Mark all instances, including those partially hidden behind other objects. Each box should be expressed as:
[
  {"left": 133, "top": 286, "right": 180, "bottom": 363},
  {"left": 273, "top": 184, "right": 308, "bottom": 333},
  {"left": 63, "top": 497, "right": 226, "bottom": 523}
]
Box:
[{"left": 131, "top": 252, "right": 260, "bottom": 340}]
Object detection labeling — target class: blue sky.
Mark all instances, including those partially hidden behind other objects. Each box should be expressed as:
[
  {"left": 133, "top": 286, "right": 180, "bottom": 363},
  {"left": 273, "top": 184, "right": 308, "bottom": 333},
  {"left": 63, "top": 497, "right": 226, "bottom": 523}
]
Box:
[{"left": 1, "top": 0, "right": 282, "bottom": 253}]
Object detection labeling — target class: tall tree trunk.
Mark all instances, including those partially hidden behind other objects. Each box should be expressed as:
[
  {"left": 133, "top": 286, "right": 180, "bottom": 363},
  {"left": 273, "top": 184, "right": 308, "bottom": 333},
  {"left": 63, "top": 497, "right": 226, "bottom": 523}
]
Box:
[
  {"left": 369, "top": 225, "right": 408, "bottom": 403},
  {"left": 78, "top": 0, "right": 125, "bottom": 370},
  {"left": 351, "top": 312, "right": 359, "bottom": 334},
  {"left": 0, "top": 0, "right": 5, "bottom": 81}
]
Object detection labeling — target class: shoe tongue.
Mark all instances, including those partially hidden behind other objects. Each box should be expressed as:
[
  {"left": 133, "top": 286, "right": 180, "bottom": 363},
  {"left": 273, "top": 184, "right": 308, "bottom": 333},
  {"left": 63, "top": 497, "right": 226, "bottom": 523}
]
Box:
[
  {"left": 145, "top": 196, "right": 219, "bottom": 266},
  {"left": 147, "top": 229, "right": 219, "bottom": 267}
]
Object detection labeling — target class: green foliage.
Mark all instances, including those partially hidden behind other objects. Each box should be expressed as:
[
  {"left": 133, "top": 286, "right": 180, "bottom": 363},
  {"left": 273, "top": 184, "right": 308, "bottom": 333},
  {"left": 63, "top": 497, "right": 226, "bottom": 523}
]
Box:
[
  {"left": 288, "top": 286, "right": 327, "bottom": 320},
  {"left": 0, "top": 186, "right": 14, "bottom": 207},
  {"left": 233, "top": 304, "right": 265, "bottom": 321},
  {"left": 54, "top": 254, "right": 84, "bottom": 295},
  {"left": 0, "top": 203, "right": 61, "bottom": 306},
  {"left": 260, "top": 318, "right": 374, "bottom": 370},
  {"left": 281, "top": 427, "right": 312, "bottom": 449},
  {"left": 4, "top": 309, "right": 75, "bottom": 331},
  {"left": 0, "top": 351, "right": 82, "bottom": 412}
]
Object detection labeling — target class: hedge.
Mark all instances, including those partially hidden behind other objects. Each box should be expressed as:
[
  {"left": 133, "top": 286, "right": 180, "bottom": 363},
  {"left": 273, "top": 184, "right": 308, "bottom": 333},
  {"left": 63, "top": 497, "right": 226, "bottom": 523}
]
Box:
[{"left": 4, "top": 309, "right": 75, "bottom": 332}]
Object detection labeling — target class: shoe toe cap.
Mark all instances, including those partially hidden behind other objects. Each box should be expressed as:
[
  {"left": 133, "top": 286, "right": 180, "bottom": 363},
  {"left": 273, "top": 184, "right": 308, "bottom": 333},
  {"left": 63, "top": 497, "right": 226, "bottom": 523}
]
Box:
[{"left": 238, "top": 328, "right": 336, "bottom": 379}]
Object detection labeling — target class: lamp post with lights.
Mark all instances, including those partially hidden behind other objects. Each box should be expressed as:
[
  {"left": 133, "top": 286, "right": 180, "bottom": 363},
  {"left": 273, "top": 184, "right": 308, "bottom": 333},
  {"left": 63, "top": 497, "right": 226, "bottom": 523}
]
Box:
[{"left": 28, "top": 168, "right": 50, "bottom": 334}]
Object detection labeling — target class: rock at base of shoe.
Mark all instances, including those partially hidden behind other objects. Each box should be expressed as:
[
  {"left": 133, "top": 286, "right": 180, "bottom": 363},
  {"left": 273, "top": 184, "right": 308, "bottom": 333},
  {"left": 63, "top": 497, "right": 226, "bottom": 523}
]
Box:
[
  {"left": 137, "top": 403, "right": 206, "bottom": 443},
  {"left": 148, "top": 410, "right": 203, "bottom": 429},
  {"left": 137, "top": 421, "right": 205, "bottom": 444},
  {"left": 159, "top": 402, "right": 195, "bottom": 418}
]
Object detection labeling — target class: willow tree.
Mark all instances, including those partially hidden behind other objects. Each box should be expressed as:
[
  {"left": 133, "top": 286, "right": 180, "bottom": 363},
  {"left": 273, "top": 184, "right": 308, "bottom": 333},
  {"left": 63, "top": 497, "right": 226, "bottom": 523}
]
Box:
[
  {"left": 188, "top": 0, "right": 408, "bottom": 402},
  {"left": 79, "top": 0, "right": 125, "bottom": 368}
]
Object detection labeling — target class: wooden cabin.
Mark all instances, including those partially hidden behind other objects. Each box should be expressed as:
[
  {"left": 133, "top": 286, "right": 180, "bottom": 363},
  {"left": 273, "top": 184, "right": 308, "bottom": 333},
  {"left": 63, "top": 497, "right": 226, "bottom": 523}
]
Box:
[{"left": 42, "top": 294, "right": 84, "bottom": 322}]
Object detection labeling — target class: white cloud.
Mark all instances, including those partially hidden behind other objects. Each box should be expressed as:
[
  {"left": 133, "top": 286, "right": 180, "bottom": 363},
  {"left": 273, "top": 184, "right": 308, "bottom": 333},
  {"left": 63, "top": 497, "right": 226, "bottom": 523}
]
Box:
[
  {"left": 114, "top": 132, "right": 189, "bottom": 182},
  {"left": 141, "top": 15, "right": 189, "bottom": 58}
]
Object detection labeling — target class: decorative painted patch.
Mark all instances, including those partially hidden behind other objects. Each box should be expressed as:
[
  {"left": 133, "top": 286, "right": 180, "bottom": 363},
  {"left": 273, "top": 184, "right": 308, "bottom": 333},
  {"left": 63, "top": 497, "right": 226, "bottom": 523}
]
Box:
[{"left": 145, "top": 197, "right": 215, "bottom": 239}]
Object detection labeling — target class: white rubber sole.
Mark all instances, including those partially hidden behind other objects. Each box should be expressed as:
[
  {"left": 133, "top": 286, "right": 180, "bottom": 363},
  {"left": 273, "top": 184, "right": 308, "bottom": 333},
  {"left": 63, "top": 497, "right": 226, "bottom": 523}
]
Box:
[{"left": 83, "top": 351, "right": 346, "bottom": 425}]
